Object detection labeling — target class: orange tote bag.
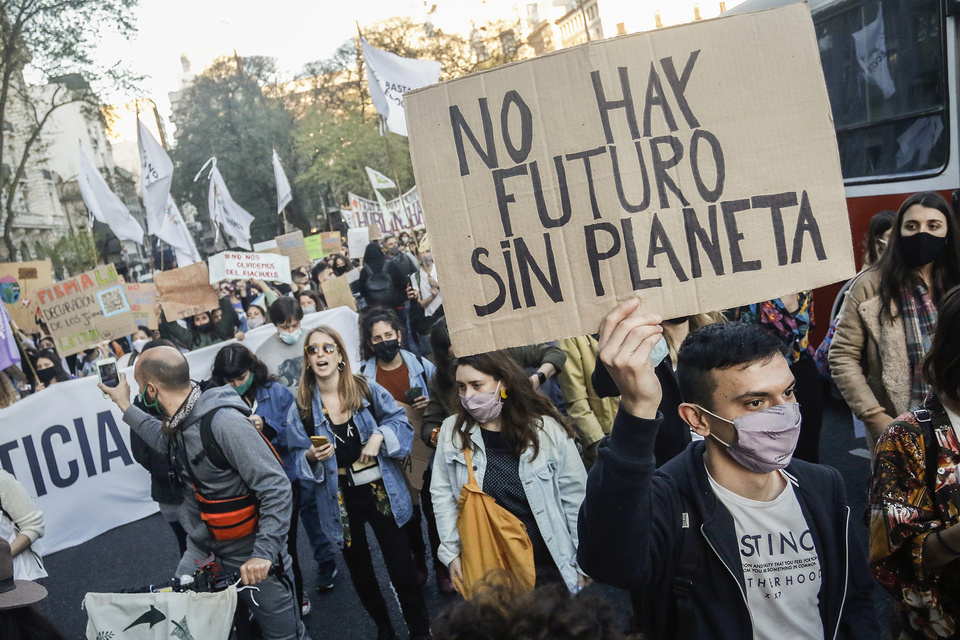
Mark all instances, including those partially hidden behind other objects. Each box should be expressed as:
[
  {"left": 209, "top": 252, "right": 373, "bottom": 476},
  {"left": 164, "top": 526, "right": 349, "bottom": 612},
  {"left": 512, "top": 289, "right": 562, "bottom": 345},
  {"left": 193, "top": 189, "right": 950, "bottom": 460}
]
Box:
[{"left": 455, "top": 446, "right": 536, "bottom": 598}]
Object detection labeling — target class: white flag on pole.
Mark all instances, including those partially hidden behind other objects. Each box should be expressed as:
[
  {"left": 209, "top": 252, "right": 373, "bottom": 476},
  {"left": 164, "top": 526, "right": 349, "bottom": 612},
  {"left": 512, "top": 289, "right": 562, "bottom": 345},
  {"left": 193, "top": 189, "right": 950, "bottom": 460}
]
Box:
[
  {"left": 199, "top": 158, "right": 255, "bottom": 250},
  {"left": 162, "top": 196, "right": 202, "bottom": 266},
  {"left": 853, "top": 9, "right": 896, "bottom": 99},
  {"left": 78, "top": 143, "right": 144, "bottom": 245},
  {"left": 360, "top": 37, "right": 441, "bottom": 136},
  {"left": 137, "top": 116, "right": 173, "bottom": 235},
  {"left": 366, "top": 166, "right": 396, "bottom": 190},
  {"left": 272, "top": 149, "right": 293, "bottom": 214}
]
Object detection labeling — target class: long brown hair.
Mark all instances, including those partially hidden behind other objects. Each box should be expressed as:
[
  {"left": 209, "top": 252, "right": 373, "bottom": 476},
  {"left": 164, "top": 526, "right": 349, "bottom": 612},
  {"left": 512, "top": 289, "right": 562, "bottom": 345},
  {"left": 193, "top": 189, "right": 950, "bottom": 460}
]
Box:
[
  {"left": 453, "top": 352, "right": 574, "bottom": 460},
  {"left": 922, "top": 285, "right": 960, "bottom": 405},
  {"left": 297, "top": 326, "right": 370, "bottom": 423}
]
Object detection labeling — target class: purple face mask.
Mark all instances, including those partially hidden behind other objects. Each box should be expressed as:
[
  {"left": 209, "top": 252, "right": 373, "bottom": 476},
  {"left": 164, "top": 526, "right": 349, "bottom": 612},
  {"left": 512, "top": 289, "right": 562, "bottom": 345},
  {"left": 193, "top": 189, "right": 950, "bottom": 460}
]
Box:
[
  {"left": 460, "top": 382, "right": 503, "bottom": 424},
  {"left": 699, "top": 403, "right": 802, "bottom": 474}
]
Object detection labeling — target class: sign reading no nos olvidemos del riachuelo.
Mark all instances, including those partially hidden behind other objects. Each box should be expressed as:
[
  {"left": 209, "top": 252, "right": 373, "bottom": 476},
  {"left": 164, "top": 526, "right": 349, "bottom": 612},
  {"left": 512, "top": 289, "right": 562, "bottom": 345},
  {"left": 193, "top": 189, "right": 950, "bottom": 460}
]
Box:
[{"left": 404, "top": 4, "right": 854, "bottom": 356}]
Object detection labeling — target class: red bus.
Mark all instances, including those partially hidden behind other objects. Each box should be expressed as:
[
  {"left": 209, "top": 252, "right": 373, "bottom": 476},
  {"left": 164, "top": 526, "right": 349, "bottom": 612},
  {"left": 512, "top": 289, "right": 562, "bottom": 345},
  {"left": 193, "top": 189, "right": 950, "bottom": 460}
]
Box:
[{"left": 728, "top": 0, "right": 956, "bottom": 340}]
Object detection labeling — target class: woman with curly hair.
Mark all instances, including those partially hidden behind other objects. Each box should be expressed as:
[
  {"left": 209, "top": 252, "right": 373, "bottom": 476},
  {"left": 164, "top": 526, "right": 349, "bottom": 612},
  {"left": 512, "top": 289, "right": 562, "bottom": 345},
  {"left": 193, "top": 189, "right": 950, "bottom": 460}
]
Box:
[
  {"left": 869, "top": 284, "right": 960, "bottom": 639},
  {"left": 431, "top": 352, "right": 587, "bottom": 595}
]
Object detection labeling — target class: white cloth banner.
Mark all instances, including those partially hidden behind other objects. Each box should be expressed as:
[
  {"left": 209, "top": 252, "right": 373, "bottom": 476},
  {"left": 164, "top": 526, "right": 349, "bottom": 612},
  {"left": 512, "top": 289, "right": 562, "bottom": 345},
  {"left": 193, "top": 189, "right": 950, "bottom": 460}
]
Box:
[
  {"left": 347, "top": 185, "right": 424, "bottom": 233},
  {"left": 85, "top": 587, "right": 237, "bottom": 640},
  {"left": 853, "top": 9, "right": 895, "bottom": 99},
  {"left": 202, "top": 158, "right": 255, "bottom": 250},
  {"left": 163, "top": 197, "right": 203, "bottom": 267},
  {"left": 272, "top": 149, "right": 293, "bottom": 215},
  {"left": 0, "top": 308, "right": 360, "bottom": 555},
  {"left": 78, "top": 143, "right": 144, "bottom": 245},
  {"left": 208, "top": 251, "right": 291, "bottom": 283},
  {"left": 360, "top": 37, "right": 441, "bottom": 136},
  {"left": 138, "top": 117, "right": 174, "bottom": 235}
]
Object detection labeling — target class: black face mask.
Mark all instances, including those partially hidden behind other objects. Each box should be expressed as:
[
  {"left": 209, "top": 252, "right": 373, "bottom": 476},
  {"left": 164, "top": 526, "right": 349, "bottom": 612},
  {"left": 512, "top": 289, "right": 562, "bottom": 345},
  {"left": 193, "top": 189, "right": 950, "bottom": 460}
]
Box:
[
  {"left": 372, "top": 339, "right": 401, "bottom": 362},
  {"left": 195, "top": 322, "right": 216, "bottom": 334},
  {"left": 900, "top": 232, "right": 948, "bottom": 268},
  {"left": 664, "top": 315, "right": 692, "bottom": 325},
  {"left": 36, "top": 368, "right": 57, "bottom": 386}
]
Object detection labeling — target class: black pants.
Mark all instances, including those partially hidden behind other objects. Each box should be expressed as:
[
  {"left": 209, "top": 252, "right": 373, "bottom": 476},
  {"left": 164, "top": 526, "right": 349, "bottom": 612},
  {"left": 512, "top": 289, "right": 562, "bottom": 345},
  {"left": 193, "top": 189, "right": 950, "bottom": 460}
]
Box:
[
  {"left": 791, "top": 357, "right": 825, "bottom": 464},
  {"left": 419, "top": 467, "right": 442, "bottom": 568},
  {"left": 341, "top": 485, "right": 431, "bottom": 637},
  {"left": 288, "top": 480, "right": 304, "bottom": 606}
]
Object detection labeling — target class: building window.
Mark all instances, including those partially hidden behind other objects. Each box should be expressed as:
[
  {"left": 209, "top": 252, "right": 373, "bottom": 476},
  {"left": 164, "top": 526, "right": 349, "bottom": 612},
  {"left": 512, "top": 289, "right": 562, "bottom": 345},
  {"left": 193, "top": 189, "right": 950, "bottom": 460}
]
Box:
[{"left": 616, "top": 22, "right": 627, "bottom": 36}]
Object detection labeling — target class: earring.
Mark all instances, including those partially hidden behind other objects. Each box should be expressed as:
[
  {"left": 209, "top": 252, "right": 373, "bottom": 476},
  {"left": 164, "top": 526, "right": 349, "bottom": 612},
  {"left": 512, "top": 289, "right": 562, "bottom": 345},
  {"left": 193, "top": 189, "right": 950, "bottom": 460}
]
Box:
[
  {"left": 338, "top": 361, "right": 345, "bottom": 371},
  {"left": 500, "top": 388, "right": 508, "bottom": 399}
]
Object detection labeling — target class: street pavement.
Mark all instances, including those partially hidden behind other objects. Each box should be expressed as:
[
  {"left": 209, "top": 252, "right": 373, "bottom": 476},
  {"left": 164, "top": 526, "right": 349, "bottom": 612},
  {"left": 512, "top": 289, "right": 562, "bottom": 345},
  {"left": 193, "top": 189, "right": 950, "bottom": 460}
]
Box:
[{"left": 34, "top": 391, "right": 888, "bottom": 638}]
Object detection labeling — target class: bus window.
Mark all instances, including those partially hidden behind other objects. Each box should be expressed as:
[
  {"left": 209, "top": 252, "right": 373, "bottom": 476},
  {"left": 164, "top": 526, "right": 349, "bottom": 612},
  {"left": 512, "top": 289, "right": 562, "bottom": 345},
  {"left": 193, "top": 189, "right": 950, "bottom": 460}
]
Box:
[{"left": 815, "top": 0, "right": 946, "bottom": 181}]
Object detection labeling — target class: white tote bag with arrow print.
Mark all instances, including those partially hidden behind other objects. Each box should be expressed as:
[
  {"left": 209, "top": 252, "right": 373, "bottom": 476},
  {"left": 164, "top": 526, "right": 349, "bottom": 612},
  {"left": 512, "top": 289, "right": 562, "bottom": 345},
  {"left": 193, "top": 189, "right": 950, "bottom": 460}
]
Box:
[{"left": 84, "top": 588, "right": 237, "bottom": 640}]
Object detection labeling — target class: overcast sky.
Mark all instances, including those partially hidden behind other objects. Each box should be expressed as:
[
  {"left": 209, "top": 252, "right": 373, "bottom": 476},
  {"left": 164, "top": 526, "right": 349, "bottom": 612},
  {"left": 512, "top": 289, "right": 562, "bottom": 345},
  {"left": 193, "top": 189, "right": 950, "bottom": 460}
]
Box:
[{"left": 94, "top": 0, "right": 523, "bottom": 119}]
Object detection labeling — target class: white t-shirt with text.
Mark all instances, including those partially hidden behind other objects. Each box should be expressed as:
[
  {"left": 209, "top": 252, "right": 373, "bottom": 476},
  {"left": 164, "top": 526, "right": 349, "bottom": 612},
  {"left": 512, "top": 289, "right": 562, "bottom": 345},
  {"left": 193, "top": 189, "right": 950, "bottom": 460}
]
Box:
[{"left": 707, "top": 468, "right": 824, "bottom": 640}]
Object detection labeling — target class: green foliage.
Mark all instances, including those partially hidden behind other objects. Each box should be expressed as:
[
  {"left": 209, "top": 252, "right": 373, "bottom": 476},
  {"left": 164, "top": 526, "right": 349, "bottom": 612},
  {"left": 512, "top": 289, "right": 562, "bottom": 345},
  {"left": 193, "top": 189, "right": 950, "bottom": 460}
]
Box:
[
  {"left": 34, "top": 229, "right": 96, "bottom": 277},
  {"left": 170, "top": 56, "right": 297, "bottom": 244}
]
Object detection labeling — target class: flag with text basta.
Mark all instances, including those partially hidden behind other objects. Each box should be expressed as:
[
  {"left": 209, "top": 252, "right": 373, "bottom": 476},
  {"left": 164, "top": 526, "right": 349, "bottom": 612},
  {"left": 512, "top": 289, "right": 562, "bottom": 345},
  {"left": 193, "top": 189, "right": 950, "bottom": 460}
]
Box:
[
  {"left": 78, "top": 143, "right": 144, "bottom": 245},
  {"left": 360, "top": 37, "right": 441, "bottom": 136}
]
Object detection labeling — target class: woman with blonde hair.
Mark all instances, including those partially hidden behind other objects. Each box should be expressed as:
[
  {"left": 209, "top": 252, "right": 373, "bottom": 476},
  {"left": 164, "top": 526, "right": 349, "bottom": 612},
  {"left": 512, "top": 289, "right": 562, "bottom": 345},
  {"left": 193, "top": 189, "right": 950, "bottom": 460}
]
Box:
[{"left": 284, "top": 326, "right": 429, "bottom": 640}]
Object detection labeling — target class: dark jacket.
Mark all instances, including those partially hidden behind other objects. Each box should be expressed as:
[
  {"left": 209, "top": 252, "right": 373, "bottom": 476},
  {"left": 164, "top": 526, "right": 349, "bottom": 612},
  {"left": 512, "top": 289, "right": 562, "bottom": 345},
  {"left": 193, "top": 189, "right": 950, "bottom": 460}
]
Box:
[
  {"left": 129, "top": 398, "right": 182, "bottom": 507},
  {"left": 592, "top": 356, "right": 690, "bottom": 467},
  {"left": 577, "top": 409, "right": 878, "bottom": 640}
]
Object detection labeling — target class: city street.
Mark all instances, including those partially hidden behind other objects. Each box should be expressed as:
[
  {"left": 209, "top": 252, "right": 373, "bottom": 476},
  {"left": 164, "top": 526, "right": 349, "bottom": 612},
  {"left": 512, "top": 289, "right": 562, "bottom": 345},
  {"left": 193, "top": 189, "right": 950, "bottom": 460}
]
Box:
[{"left": 34, "top": 390, "right": 889, "bottom": 638}]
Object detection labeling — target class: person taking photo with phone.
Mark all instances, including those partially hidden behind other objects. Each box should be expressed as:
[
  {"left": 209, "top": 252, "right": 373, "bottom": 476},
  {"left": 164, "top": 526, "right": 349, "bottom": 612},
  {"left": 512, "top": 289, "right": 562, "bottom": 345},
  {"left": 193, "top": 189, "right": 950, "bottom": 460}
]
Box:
[{"left": 283, "top": 327, "right": 430, "bottom": 640}]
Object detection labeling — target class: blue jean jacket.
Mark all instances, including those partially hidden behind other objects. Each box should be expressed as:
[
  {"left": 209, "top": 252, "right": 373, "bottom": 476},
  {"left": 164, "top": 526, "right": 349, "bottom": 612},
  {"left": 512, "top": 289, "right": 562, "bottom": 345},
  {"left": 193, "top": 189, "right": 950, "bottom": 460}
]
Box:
[
  {"left": 283, "top": 379, "right": 414, "bottom": 547},
  {"left": 360, "top": 349, "right": 435, "bottom": 398},
  {"left": 253, "top": 382, "right": 296, "bottom": 472}
]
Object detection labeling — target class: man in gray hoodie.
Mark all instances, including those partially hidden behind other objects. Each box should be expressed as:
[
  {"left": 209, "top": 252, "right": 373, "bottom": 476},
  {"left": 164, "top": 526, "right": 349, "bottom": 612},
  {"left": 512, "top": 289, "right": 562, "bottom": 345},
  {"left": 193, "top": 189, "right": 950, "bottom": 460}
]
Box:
[{"left": 100, "top": 346, "right": 309, "bottom": 640}]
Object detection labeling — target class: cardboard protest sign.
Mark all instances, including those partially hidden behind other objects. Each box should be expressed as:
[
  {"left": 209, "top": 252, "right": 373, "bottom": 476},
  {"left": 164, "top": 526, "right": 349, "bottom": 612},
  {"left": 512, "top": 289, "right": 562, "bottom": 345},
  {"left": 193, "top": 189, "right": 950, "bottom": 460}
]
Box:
[
  {"left": 304, "top": 234, "right": 325, "bottom": 260},
  {"left": 321, "top": 276, "right": 357, "bottom": 311},
  {"left": 348, "top": 227, "right": 370, "bottom": 260},
  {"left": 37, "top": 265, "right": 139, "bottom": 356},
  {"left": 124, "top": 283, "right": 159, "bottom": 330},
  {"left": 322, "top": 232, "right": 342, "bottom": 256},
  {"left": 253, "top": 239, "right": 278, "bottom": 251},
  {"left": 153, "top": 262, "right": 219, "bottom": 320},
  {"left": 208, "top": 251, "right": 292, "bottom": 284},
  {"left": 398, "top": 404, "right": 432, "bottom": 491},
  {"left": 262, "top": 230, "right": 311, "bottom": 268},
  {"left": 405, "top": 4, "right": 855, "bottom": 356},
  {"left": 0, "top": 260, "right": 53, "bottom": 330}
]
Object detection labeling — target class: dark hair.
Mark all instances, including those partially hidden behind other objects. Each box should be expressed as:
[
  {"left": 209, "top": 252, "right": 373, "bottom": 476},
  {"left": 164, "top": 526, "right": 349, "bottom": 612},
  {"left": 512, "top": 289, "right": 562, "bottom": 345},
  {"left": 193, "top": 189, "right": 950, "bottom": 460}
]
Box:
[
  {"left": 363, "top": 242, "right": 386, "bottom": 273},
  {"left": 922, "top": 285, "right": 960, "bottom": 405},
  {"left": 864, "top": 209, "right": 897, "bottom": 267},
  {"left": 359, "top": 307, "right": 404, "bottom": 360},
  {"left": 432, "top": 576, "right": 623, "bottom": 640},
  {"left": 677, "top": 323, "right": 786, "bottom": 409},
  {"left": 268, "top": 296, "right": 303, "bottom": 326},
  {"left": 0, "top": 606, "right": 65, "bottom": 640},
  {"left": 430, "top": 317, "right": 456, "bottom": 396},
  {"left": 310, "top": 261, "right": 330, "bottom": 284},
  {"left": 330, "top": 253, "right": 352, "bottom": 276},
  {"left": 34, "top": 349, "right": 71, "bottom": 383},
  {"left": 876, "top": 191, "right": 960, "bottom": 317},
  {"left": 298, "top": 289, "right": 324, "bottom": 310},
  {"left": 211, "top": 343, "right": 273, "bottom": 401},
  {"left": 137, "top": 346, "right": 191, "bottom": 391},
  {"left": 453, "top": 352, "right": 574, "bottom": 459}
]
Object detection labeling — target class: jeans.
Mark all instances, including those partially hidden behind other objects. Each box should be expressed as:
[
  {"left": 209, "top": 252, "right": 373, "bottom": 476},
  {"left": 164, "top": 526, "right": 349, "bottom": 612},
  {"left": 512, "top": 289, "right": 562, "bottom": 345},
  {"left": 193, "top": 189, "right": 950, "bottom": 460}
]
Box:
[{"left": 298, "top": 479, "right": 338, "bottom": 582}]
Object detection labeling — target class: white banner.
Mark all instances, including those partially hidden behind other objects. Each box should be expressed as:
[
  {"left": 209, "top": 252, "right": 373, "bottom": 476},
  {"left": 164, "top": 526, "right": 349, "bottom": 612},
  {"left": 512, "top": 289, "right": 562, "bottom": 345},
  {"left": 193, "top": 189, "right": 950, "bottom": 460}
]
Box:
[
  {"left": 360, "top": 37, "right": 441, "bottom": 136},
  {"left": 79, "top": 143, "right": 144, "bottom": 245},
  {"left": 208, "top": 251, "right": 291, "bottom": 284},
  {"left": 347, "top": 185, "right": 424, "bottom": 233},
  {"left": 273, "top": 149, "right": 293, "bottom": 215},
  {"left": 0, "top": 307, "right": 360, "bottom": 555},
  {"left": 203, "top": 158, "right": 255, "bottom": 250},
  {"left": 138, "top": 117, "right": 174, "bottom": 236}
]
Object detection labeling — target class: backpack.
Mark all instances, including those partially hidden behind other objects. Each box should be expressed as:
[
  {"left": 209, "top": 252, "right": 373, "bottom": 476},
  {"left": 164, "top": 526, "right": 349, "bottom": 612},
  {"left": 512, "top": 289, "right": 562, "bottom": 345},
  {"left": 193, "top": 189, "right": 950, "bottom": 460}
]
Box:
[{"left": 363, "top": 267, "right": 396, "bottom": 307}]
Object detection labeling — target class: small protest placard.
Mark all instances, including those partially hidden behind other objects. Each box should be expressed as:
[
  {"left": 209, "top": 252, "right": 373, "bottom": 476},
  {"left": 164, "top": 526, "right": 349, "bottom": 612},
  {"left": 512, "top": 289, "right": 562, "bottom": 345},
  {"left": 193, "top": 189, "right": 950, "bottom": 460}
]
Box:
[
  {"left": 304, "top": 234, "right": 326, "bottom": 261},
  {"left": 405, "top": 4, "right": 855, "bottom": 355},
  {"left": 347, "top": 227, "right": 370, "bottom": 261},
  {"left": 153, "top": 262, "right": 219, "bottom": 320},
  {"left": 262, "top": 231, "right": 311, "bottom": 268},
  {"left": 0, "top": 260, "right": 52, "bottom": 330},
  {"left": 37, "top": 265, "right": 138, "bottom": 356},
  {"left": 322, "top": 232, "right": 342, "bottom": 256},
  {"left": 321, "top": 276, "right": 357, "bottom": 311},
  {"left": 124, "top": 283, "right": 159, "bottom": 330},
  {"left": 208, "top": 252, "right": 292, "bottom": 284}
]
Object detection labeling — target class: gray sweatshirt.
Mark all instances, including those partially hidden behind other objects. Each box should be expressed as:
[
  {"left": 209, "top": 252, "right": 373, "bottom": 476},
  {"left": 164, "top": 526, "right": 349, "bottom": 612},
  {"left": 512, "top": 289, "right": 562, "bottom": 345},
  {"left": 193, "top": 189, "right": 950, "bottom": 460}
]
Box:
[{"left": 123, "top": 386, "right": 292, "bottom": 563}]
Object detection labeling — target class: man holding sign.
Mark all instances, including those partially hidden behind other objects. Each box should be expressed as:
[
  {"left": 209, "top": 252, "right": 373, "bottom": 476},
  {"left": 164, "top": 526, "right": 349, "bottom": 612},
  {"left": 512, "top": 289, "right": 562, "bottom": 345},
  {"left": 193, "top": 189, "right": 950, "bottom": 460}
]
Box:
[{"left": 577, "top": 300, "right": 877, "bottom": 639}]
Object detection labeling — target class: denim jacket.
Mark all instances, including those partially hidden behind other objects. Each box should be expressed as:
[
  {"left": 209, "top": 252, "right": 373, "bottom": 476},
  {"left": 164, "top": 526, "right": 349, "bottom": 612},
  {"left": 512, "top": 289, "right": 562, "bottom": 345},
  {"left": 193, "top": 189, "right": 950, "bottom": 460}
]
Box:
[
  {"left": 252, "top": 382, "right": 296, "bottom": 471},
  {"left": 283, "top": 379, "right": 414, "bottom": 547},
  {"left": 359, "top": 349, "right": 435, "bottom": 398},
  {"left": 431, "top": 414, "right": 587, "bottom": 592}
]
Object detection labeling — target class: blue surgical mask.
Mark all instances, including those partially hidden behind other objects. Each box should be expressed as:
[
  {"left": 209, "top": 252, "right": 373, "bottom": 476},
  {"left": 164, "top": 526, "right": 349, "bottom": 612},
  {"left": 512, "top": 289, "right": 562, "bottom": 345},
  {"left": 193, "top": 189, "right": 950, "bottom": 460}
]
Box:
[
  {"left": 278, "top": 328, "right": 302, "bottom": 345},
  {"left": 650, "top": 335, "right": 669, "bottom": 368}
]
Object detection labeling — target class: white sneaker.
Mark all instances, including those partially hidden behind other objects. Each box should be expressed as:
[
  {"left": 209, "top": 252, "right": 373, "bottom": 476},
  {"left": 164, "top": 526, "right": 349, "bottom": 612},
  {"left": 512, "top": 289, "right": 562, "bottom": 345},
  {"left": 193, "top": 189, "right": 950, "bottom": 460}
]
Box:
[{"left": 301, "top": 595, "right": 311, "bottom": 617}]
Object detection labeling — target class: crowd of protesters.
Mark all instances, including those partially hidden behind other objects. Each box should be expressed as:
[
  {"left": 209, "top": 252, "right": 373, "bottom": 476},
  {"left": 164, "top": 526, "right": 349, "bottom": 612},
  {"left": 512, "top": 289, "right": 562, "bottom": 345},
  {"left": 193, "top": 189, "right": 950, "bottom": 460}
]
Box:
[{"left": 3, "top": 191, "right": 960, "bottom": 638}]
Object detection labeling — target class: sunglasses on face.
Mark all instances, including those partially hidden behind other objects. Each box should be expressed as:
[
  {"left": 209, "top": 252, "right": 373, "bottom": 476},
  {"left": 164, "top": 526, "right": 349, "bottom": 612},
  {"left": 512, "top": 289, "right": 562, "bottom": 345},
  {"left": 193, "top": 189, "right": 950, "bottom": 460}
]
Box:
[{"left": 305, "top": 343, "right": 337, "bottom": 356}]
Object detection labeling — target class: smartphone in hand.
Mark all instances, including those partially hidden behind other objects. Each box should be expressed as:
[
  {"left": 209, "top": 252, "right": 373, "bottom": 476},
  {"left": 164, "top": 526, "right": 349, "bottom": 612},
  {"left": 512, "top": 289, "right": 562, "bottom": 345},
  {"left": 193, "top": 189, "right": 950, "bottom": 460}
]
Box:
[
  {"left": 97, "top": 358, "right": 119, "bottom": 398},
  {"left": 405, "top": 386, "right": 423, "bottom": 404}
]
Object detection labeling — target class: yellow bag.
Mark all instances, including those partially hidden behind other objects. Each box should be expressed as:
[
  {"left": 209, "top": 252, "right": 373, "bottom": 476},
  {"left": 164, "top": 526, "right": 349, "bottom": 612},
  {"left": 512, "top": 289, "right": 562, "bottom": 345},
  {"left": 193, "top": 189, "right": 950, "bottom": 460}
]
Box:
[{"left": 455, "top": 446, "right": 536, "bottom": 599}]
